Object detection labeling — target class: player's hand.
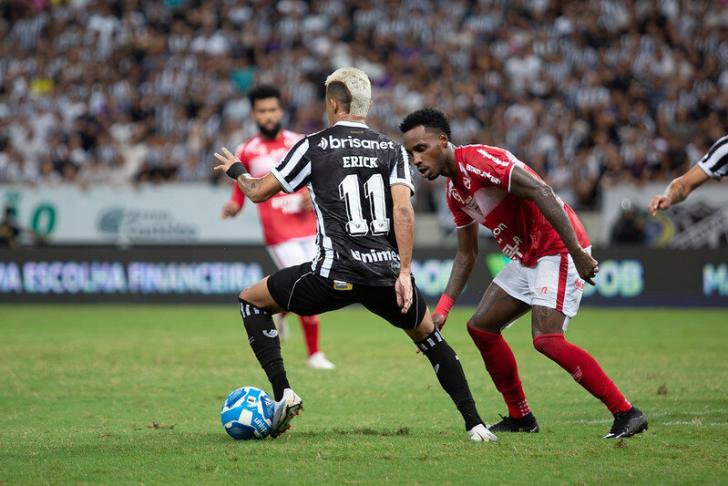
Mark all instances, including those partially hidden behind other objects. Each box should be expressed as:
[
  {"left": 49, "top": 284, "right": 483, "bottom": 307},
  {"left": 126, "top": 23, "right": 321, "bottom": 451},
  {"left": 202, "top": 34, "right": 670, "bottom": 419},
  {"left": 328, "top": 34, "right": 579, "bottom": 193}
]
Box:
[
  {"left": 572, "top": 248, "right": 599, "bottom": 286},
  {"left": 213, "top": 147, "right": 239, "bottom": 173},
  {"left": 221, "top": 201, "right": 241, "bottom": 219},
  {"left": 432, "top": 312, "right": 447, "bottom": 330},
  {"left": 395, "top": 273, "right": 413, "bottom": 313},
  {"left": 648, "top": 194, "right": 671, "bottom": 216}
]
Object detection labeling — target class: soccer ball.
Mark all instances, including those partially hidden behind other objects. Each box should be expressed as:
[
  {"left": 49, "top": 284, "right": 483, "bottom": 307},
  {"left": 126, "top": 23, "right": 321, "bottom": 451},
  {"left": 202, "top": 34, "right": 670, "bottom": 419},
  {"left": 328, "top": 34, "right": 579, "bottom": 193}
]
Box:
[{"left": 220, "top": 386, "right": 275, "bottom": 440}]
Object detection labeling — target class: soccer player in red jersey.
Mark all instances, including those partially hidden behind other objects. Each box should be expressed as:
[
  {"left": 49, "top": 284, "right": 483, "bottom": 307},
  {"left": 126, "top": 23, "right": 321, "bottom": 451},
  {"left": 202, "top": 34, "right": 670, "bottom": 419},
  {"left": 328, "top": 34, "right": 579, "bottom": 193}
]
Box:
[
  {"left": 222, "top": 85, "right": 334, "bottom": 370},
  {"left": 400, "top": 108, "right": 647, "bottom": 439}
]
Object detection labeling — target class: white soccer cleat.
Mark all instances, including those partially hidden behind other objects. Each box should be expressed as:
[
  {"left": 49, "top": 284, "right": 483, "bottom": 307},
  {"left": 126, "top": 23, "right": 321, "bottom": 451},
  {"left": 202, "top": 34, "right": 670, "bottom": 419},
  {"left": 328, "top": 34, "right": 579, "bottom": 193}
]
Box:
[
  {"left": 273, "top": 314, "right": 290, "bottom": 342},
  {"left": 270, "top": 388, "right": 303, "bottom": 438},
  {"left": 307, "top": 351, "right": 335, "bottom": 370},
  {"left": 468, "top": 423, "right": 498, "bottom": 442}
]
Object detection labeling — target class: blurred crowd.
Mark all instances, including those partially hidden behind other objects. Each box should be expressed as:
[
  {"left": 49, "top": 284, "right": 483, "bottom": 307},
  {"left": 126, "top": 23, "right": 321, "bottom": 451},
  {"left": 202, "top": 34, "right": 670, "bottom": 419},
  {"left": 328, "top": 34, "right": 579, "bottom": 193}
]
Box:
[{"left": 0, "top": 0, "right": 726, "bottom": 212}]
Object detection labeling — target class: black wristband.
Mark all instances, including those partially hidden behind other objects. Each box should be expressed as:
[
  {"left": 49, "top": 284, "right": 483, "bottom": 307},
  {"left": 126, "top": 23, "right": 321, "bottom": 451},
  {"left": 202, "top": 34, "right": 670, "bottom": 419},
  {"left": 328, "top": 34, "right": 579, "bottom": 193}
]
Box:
[{"left": 226, "top": 162, "right": 247, "bottom": 179}]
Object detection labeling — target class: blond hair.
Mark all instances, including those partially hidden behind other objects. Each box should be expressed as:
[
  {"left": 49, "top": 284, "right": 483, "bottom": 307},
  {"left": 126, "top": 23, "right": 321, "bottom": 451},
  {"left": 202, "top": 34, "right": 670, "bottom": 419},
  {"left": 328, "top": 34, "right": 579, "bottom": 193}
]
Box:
[{"left": 324, "top": 67, "right": 371, "bottom": 117}]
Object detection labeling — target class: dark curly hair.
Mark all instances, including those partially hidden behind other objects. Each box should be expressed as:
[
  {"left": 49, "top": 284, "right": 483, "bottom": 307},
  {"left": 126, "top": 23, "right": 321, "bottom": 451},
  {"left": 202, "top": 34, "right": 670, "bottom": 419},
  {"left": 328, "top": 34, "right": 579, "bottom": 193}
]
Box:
[
  {"left": 248, "top": 85, "right": 281, "bottom": 106},
  {"left": 399, "top": 108, "right": 452, "bottom": 141}
]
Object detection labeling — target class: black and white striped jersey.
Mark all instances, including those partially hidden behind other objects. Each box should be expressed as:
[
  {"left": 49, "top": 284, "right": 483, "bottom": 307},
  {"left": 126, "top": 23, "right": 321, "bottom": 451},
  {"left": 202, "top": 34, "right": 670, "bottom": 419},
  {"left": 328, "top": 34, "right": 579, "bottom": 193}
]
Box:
[
  {"left": 270, "top": 121, "right": 414, "bottom": 286},
  {"left": 697, "top": 135, "right": 728, "bottom": 180}
]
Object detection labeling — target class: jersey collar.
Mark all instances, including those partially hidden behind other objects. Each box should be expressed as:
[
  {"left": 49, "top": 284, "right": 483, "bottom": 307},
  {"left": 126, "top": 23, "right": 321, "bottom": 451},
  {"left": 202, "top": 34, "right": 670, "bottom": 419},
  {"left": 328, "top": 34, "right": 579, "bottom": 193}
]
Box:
[
  {"left": 453, "top": 144, "right": 464, "bottom": 164},
  {"left": 334, "top": 121, "right": 368, "bottom": 128}
]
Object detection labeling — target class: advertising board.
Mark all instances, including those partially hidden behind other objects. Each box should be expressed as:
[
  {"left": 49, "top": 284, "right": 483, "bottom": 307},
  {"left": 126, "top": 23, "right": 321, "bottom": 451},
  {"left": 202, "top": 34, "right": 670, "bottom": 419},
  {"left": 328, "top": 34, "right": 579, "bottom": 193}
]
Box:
[
  {"left": 1, "top": 184, "right": 263, "bottom": 244},
  {"left": 2, "top": 246, "right": 726, "bottom": 307}
]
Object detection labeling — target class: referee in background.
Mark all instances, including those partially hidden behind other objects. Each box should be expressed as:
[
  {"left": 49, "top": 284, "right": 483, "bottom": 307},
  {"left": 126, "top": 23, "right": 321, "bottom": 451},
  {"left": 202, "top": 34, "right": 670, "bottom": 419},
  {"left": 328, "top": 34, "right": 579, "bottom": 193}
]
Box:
[{"left": 649, "top": 135, "right": 728, "bottom": 215}]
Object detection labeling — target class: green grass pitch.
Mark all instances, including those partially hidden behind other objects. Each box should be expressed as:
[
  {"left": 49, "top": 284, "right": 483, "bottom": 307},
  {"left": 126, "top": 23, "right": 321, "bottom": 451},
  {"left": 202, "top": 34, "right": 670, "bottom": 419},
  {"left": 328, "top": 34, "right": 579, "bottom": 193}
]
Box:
[{"left": 2, "top": 304, "right": 728, "bottom": 484}]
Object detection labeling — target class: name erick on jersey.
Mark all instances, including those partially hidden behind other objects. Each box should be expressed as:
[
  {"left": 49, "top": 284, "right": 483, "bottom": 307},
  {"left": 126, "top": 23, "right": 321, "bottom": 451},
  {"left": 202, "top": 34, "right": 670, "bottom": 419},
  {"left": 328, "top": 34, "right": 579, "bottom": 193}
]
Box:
[
  {"left": 270, "top": 121, "right": 414, "bottom": 286},
  {"left": 446, "top": 145, "right": 590, "bottom": 267},
  {"left": 230, "top": 130, "right": 316, "bottom": 246}
]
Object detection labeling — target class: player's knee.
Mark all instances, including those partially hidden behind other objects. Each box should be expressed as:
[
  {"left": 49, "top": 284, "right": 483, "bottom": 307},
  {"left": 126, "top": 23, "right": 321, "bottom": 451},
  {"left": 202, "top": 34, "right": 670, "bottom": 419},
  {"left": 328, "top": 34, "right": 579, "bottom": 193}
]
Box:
[
  {"left": 532, "top": 333, "right": 564, "bottom": 355},
  {"left": 466, "top": 315, "right": 497, "bottom": 333},
  {"left": 239, "top": 286, "right": 275, "bottom": 313},
  {"left": 239, "top": 288, "right": 251, "bottom": 302},
  {"left": 532, "top": 336, "right": 546, "bottom": 353},
  {"left": 239, "top": 287, "right": 263, "bottom": 307}
]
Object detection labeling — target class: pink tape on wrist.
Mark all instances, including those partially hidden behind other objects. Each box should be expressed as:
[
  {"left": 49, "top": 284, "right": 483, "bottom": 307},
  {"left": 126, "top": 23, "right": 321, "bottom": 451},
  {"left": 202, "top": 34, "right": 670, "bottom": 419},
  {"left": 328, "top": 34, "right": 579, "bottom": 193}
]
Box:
[{"left": 434, "top": 294, "right": 455, "bottom": 317}]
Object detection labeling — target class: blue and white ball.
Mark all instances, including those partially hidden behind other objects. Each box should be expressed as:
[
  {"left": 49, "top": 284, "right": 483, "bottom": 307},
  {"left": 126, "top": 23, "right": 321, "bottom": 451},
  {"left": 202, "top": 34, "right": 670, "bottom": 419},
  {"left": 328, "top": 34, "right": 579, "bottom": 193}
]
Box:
[{"left": 220, "top": 386, "right": 274, "bottom": 440}]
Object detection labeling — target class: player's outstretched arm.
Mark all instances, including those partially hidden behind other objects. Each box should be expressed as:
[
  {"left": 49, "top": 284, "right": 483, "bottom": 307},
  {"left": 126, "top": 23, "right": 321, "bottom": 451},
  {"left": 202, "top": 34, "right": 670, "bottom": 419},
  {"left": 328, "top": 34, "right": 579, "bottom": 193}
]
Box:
[
  {"left": 213, "top": 147, "right": 282, "bottom": 203},
  {"left": 433, "top": 222, "right": 479, "bottom": 329},
  {"left": 509, "top": 165, "right": 598, "bottom": 285},
  {"left": 648, "top": 164, "right": 710, "bottom": 216},
  {"left": 221, "top": 184, "right": 245, "bottom": 219},
  {"left": 221, "top": 201, "right": 241, "bottom": 219},
  {"left": 391, "top": 184, "right": 415, "bottom": 313}
]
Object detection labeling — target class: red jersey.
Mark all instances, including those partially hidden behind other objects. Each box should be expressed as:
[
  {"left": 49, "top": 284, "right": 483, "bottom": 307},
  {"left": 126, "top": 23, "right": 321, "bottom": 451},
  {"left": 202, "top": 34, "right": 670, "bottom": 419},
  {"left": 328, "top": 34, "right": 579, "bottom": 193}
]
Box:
[
  {"left": 446, "top": 145, "right": 590, "bottom": 267},
  {"left": 230, "top": 130, "right": 317, "bottom": 246}
]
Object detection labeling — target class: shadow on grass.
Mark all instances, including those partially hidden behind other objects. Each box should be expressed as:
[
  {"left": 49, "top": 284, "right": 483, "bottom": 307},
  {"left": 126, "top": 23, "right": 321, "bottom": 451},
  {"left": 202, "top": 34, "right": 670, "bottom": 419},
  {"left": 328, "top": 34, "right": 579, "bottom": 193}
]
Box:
[
  {"left": 214, "top": 427, "right": 413, "bottom": 444},
  {"left": 294, "top": 426, "right": 410, "bottom": 438}
]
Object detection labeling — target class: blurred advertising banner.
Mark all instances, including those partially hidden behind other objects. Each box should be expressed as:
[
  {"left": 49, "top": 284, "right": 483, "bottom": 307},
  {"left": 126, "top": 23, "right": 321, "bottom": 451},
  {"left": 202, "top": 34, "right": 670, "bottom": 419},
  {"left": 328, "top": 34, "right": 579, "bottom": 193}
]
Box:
[
  {"left": 603, "top": 183, "right": 728, "bottom": 248},
  {"left": 1, "top": 184, "right": 263, "bottom": 244},
  {"left": 1, "top": 246, "right": 726, "bottom": 306},
  {"left": 0, "top": 246, "right": 270, "bottom": 303}
]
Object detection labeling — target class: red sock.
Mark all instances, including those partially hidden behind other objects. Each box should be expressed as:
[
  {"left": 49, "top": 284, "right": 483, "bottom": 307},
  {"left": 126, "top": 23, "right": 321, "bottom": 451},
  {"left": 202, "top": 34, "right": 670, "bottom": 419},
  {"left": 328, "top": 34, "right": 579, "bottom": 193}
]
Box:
[
  {"left": 467, "top": 325, "right": 531, "bottom": 419},
  {"left": 533, "top": 333, "right": 631, "bottom": 415},
  {"left": 299, "top": 315, "right": 320, "bottom": 357}
]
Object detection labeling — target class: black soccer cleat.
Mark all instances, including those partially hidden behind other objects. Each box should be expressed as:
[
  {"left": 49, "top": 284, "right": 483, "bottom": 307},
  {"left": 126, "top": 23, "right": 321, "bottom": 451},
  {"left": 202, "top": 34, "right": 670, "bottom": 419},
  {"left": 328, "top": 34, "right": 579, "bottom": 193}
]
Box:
[
  {"left": 488, "top": 413, "right": 540, "bottom": 433},
  {"left": 603, "top": 406, "right": 648, "bottom": 439}
]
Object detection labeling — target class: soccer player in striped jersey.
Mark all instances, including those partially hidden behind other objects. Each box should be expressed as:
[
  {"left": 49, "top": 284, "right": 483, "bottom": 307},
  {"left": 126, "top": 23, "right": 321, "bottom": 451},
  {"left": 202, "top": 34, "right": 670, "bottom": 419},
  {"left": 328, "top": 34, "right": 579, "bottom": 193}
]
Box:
[
  {"left": 221, "top": 85, "right": 334, "bottom": 370},
  {"left": 213, "top": 68, "right": 496, "bottom": 442},
  {"left": 400, "top": 108, "right": 647, "bottom": 439},
  {"left": 648, "top": 135, "right": 728, "bottom": 216}
]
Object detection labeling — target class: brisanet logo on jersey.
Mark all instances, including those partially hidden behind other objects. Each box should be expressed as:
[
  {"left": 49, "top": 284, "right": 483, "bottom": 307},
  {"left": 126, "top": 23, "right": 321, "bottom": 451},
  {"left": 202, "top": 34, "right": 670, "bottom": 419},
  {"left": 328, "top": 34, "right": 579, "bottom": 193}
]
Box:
[{"left": 318, "top": 136, "right": 395, "bottom": 151}]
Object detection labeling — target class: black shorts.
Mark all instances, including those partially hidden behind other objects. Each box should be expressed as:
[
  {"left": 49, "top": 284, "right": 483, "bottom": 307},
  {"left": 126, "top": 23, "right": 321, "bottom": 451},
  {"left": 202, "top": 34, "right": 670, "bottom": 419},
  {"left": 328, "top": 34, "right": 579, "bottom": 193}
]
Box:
[{"left": 266, "top": 262, "right": 428, "bottom": 330}]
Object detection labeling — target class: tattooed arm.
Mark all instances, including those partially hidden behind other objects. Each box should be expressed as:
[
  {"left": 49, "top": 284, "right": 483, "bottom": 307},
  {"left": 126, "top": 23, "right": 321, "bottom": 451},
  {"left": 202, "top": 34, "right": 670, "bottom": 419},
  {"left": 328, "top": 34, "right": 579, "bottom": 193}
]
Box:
[
  {"left": 213, "top": 147, "right": 282, "bottom": 203},
  {"left": 648, "top": 164, "right": 710, "bottom": 216},
  {"left": 508, "top": 165, "right": 598, "bottom": 284},
  {"left": 233, "top": 173, "right": 282, "bottom": 203}
]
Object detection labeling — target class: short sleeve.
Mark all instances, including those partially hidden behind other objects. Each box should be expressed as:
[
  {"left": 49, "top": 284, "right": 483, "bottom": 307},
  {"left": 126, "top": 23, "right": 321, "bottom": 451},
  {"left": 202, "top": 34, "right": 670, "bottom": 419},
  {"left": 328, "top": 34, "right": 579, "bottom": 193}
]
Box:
[
  {"left": 696, "top": 135, "right": 728, "bottom": 180},
  {"left": 462, "top": 146, "right": 516, "bottom": 192},
  {"left": 270, "top": 137, "right": 312, "bottom": 193},
  {"left": 389, "top": 144, "right": 415, "bottom": 194}
]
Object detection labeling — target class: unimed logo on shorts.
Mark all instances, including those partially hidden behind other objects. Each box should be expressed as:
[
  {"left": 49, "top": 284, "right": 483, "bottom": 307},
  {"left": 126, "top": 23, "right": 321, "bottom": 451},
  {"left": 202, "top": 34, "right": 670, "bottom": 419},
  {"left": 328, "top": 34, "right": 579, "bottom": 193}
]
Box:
[{"left": 351, "top": 249, "right": 399, "bottom": 263}]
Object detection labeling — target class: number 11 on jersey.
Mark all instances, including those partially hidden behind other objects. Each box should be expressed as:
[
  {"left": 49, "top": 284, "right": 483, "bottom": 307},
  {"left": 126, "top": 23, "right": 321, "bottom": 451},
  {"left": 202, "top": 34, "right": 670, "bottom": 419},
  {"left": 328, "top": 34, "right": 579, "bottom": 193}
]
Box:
[{"left": 338, "top": 174, "right": 391, "bottom": 236}]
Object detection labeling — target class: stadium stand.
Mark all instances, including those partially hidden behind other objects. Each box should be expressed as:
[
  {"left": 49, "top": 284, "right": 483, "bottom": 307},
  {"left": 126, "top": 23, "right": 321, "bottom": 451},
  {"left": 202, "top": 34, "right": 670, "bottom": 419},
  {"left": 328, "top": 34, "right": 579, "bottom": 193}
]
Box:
[{"left": 0, "top": 0, "right": 726, "bottom": 214}]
